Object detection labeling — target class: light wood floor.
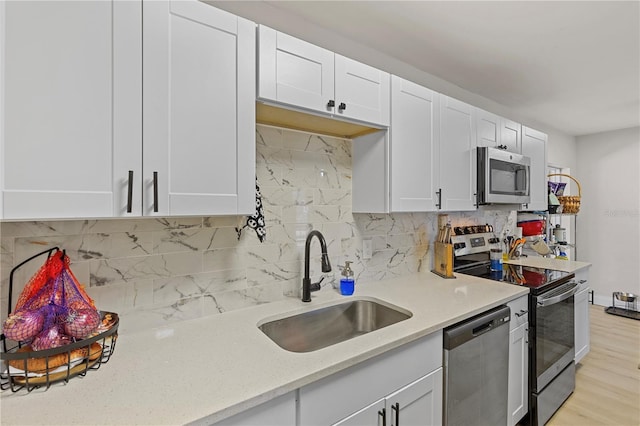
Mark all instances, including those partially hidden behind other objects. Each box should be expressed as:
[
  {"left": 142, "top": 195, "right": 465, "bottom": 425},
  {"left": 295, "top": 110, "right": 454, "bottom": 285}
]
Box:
[{"left": 547, "top": 305, "right": 640, "bottom": 426}]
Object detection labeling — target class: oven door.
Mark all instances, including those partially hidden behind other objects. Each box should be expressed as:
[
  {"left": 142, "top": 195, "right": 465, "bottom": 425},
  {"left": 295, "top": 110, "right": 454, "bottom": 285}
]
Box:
[{"left": 533, "top": 281, "right": 578, "bottom": 391}]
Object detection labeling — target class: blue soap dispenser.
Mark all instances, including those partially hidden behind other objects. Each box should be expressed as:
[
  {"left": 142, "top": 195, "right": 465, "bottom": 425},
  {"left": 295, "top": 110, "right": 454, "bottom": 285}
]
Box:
[{"left": 340, "top": 261, "right": 355, "bottom": 296}]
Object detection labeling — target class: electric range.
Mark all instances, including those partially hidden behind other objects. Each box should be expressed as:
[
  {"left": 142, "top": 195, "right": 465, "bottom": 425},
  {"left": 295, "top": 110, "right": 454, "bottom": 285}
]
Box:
[{"left": 452, "top": 229, "right": 578, "bottom": 426}]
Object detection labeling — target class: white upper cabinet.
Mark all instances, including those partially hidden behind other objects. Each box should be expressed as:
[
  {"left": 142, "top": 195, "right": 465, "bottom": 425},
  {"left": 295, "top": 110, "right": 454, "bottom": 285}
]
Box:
[
  {"left": 476, "top": 109, "right": 522, "bottom": 154},
  {"left": 334, "top": 54, "right": 390, "bottom": 126},
  {"left": 438, "top": 95, "right": 477, "bottom": 211},
  {"left": 389, "top": 76, "right": 439, "bottom": 212},
  {"left": 501, "top": 118, "right": 522, "bottom": 153},
  {"left": 354, "top": 85, "right": 478, "bottom": 213},
  {"left": 476, "top": 109, "right": 501, "bottom": 149},
  {"left": 143, "top": 0, "right": 255, "bottom": 216},
  {"left": 1, "top": 0, "right": 142, "bottom": 219},
  {"left": 258, "top": 25, "right": 390, "bottom": 126},
  {"left": 521, "top": 126, "right": 548, "bottom": 211},
  {"left": 257, "top": 25, "right": 334, "bottom": 114},
  {"left": 1, "top": 0, "right": 255, "bottom": 219}
]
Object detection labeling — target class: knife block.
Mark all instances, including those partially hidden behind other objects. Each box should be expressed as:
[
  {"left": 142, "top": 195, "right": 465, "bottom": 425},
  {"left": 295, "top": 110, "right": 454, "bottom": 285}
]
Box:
[{"left": 431, "top": 242, "right": 456, "bottom": 279}]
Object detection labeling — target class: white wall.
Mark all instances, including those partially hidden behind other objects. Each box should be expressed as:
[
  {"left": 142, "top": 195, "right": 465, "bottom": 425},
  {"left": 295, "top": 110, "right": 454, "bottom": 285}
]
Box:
[
  {"left": 547, "top": 128, "right": 577, "bottom": 170},
  {"left": 576, "top": 126, "right": 640, "bottom": 306}
]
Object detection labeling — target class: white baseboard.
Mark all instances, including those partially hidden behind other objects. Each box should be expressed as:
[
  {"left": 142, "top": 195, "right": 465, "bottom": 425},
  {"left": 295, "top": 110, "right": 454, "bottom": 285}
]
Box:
[{"left": 592, "top": 293, "right": 639, "bottom": 312}]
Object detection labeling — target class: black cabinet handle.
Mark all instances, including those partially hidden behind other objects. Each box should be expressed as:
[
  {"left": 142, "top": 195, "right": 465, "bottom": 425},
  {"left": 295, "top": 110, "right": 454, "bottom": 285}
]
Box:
[
  {"left": 436, "top": 188, "right": 442, "bottom": 209},
  {"left": 378, "top": 408, "right": 386, "bottom": 426},
  {"left": 327, "top": 100, "right": 335, "bottom": 108},
  {"left": 392, "top": 402, "right": 400, "bottom": 426},
  {"left": 153, "top": 171, "right": 159, "bottom": 213},
  {"left": 338, "top": 102, "right": 346, "bottom": 111},
  {"left": 126, "top": 170, "right": 134, "bottom": 213},
  {"left": 515, "top": 309, "right": 528, "bottom": 317}
]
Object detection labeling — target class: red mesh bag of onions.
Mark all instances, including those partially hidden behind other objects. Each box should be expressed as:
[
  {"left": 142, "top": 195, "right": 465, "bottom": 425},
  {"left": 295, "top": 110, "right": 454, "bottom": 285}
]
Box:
[{"left": 2, "top": 251, "right": 100, "bottom": 351}]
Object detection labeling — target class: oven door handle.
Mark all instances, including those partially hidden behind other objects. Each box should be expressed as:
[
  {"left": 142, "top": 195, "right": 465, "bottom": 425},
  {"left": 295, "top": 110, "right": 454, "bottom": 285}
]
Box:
[{"left": 536, "top": 281, "right": 578, "bottom": 307}]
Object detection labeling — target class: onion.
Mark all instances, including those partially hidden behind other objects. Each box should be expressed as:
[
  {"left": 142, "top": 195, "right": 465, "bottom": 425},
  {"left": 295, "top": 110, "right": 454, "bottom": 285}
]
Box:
[
  {"left": 31, "top": 325, "right": 70, "bottom": 351},
  {"left": 63, "top": 308, "right": 101, "bottom": 338},
  {"left": 2, "top": 309, "right": 45, "bottom": 341}
]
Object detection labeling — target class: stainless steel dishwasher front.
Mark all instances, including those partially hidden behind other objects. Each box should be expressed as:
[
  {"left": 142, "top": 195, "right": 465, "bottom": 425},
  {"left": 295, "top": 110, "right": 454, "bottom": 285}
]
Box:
[{"left": 443, "top": 305, "right": 511, "bottom": 426}]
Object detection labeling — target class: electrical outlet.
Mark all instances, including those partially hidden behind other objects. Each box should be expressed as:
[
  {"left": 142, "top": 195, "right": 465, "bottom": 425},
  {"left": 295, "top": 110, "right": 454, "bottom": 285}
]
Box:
[{"left": 363, "top": 239, "right": 373, "bottom": 260}]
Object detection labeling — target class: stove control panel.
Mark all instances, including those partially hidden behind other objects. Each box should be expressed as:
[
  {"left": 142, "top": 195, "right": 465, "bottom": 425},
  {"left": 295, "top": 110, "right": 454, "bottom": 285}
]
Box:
[{"left": 451, "top": 232, "right": 497, "bottom": 257}]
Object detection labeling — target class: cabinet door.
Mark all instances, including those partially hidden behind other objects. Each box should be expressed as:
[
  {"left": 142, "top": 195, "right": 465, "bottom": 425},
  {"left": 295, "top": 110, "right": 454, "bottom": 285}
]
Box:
[
  {"left": 299, "top": 332, "right": 442, "bottom": 425},
  {"left": 385, "top": 368, "right": 443, "bottom": 426},
  {"left": 1, "top": 0, "right": 142, "bottom": 219},
  {"left": 390, "top": 76, "right": 439, "bottom": 212},
  {"left": 521, "top": 126, "right": 548, "bottom": 211},
  {"left": 476, "top": 109, "right": 501, "bottom": 148},
  {"left": 216, "top": 391, "right": 296, "bottom": 426},
  {"left": 574, "top": 268, "right": 590, "bottom": 363},
  {"left": 258, "top": 25, "right": 334, "bottom": 115},
  {"left": 334, "top": 54, "right": 390, "bottom": 126},
  {"left": 332, "top": 398, "right": 385, "bottom": 426},
  {"left": 508, "top": 322, "right": 529, "bottom": 426},
  {"left": 501, "top": 118, "right": 522, "bottom": 153},
  {"left": 143, "top": 0, "right": 255, "bottom": 216},
  {"left": 438, "top": 95, "right": 477, "bottom": 211}
]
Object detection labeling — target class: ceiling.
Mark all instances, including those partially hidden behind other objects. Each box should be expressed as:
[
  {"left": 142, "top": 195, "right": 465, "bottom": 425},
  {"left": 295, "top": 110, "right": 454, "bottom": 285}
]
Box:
[{"left": 209, "top": 1, "right": 639, "bottom": 137}]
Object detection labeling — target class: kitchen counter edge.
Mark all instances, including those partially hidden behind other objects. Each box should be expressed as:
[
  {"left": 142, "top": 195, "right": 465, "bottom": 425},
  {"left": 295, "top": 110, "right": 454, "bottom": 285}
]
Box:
[{"left": 1, "top": 272, "right": 529, "bottom": 426}]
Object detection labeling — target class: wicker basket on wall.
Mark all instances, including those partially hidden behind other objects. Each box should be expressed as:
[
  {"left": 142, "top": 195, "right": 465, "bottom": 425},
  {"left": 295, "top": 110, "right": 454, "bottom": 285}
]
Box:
[{"left": 548, "top": 173, "right": 581, "bottom": 214}]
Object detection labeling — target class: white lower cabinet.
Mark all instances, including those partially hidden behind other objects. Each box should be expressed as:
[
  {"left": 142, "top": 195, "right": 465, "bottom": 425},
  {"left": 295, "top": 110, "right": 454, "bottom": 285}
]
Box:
[
  {"left": 214, "top": 392, "right": 296, "bottom": 426},
  {"left": 507, "top": 295, "right": 529, "bottom": 426},
  {"left": 331, "top": 397, "right": 385, "bottom": 426},
  {"left": 332, "top": 368, "right": 443, "bottom": 426},
  {"left": 574, "top": 267, "right": 591, "bottom": 364},
  {"left": 299, "top": 331, "right": 443, "bottom": 426}
]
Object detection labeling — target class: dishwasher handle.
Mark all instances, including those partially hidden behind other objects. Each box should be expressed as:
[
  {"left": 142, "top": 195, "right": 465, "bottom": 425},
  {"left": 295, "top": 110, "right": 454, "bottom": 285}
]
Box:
[
  {"left": 472, "top": 320, "right": 494, "bottom": 337},
  {"left": 443, "top": 305, "right": 511, "bottom": 350}
]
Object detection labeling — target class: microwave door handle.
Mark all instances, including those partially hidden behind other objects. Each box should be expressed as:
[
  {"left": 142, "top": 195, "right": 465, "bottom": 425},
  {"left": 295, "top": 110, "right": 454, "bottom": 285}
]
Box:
[
  {"left": 525, "top": 165, "right": 530, "bottom": 195},
  {"left": 536, "top": 282, "right": 578, "bottom": 307}
]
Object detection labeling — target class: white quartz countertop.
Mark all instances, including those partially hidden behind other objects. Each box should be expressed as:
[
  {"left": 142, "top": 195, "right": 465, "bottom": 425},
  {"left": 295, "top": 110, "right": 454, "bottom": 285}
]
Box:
[
  {"left": 1, "top": 272, "right": 528, "bottom": 425},
  {"left": 504, "top": 257, "right": 591, "bottom": 272}
]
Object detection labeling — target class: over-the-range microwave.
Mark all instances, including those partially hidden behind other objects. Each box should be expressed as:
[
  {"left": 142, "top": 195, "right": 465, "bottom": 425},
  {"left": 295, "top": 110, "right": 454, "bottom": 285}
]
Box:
[{"left": 477, "top": 146, "right": 531, "bottom": 205}]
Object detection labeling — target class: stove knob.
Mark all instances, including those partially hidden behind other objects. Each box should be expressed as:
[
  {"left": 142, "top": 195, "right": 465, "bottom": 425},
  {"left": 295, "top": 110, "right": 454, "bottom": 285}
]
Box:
[{"left": 453, "top": 242, "right": 466, "bottom": 250}]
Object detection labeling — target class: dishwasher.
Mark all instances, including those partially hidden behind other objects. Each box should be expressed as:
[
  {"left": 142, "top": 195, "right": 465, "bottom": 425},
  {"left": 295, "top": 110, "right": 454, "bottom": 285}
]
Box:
[{"left": 443, "top": 305, "right": 511, "bottom": 426}]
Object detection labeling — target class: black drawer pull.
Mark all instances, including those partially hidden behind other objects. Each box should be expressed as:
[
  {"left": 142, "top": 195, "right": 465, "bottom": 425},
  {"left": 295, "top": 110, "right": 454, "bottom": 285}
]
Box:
[
  {"left": 126, "top": 170, "right": 134, "bottom": 213},
  {"left": 378, "top": 408, "right": 386, "bottom": 426},
  {"left": 153, "top": 171, "right": 159, "bottom": 213}
]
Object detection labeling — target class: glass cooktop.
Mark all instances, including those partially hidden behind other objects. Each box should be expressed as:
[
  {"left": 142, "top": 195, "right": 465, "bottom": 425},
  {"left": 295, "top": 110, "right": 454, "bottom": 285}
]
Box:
[{"left": 457, "top": 263, "right": 575, "bottom": 293}]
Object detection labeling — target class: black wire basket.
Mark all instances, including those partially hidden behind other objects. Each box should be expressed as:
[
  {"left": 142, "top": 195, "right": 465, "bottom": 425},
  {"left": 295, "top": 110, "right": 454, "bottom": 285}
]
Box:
[{"left": 0, "top": 247, "right": 119, "bottom": 393}]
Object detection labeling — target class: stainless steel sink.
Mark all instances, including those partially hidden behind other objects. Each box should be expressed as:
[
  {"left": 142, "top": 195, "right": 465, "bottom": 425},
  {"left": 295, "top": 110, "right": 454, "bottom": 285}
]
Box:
[{"left": 258, "top": 298, "right": 412, "bottom": 352}]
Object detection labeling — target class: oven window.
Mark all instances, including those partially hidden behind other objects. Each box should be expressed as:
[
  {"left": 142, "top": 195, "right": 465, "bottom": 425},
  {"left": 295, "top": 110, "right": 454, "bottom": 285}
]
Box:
[
  {"left": 536, "top": 296, "right": 575, "bottom": 380},
  {"left": 489, "top": 159, "right": 528, "bottom": 194}
]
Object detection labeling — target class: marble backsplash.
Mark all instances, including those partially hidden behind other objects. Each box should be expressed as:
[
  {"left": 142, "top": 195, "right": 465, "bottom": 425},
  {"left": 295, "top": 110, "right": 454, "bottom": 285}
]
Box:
[{"left": 0, "top": 125, "right": 517, "bottom": 334}]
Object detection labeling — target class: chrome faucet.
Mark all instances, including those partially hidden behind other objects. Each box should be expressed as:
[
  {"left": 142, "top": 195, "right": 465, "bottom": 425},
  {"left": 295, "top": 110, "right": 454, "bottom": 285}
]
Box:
[{"left": 302, "top": 230, "right": 332, "bottom": 302}]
